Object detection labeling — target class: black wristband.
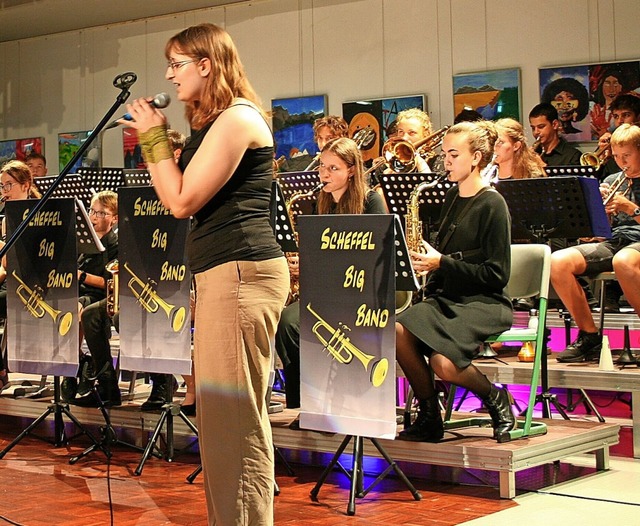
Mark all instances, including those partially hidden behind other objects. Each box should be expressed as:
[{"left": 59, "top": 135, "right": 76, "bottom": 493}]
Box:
[{"left": 79, "top": 271, "right": 87, "bottom": 285}]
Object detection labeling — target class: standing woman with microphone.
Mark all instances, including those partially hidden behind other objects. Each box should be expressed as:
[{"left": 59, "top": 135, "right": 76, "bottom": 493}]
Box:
[{"left": 121, "top": 23, "right": 289, "bottom": 526}]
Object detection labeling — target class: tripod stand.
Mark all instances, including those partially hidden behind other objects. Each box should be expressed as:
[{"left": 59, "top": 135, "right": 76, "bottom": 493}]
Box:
[
  {"left": 310, "top": 435, "right": 421, "bottom": 516},
  {"left": 0, "top": 376, "right": 102, "bottom": 458},
  {"left": 134, "top": 374, "right": 198, "bottom": 475},
  {"left": 69, "top": 371, "right": 144, "bottom": 464}
]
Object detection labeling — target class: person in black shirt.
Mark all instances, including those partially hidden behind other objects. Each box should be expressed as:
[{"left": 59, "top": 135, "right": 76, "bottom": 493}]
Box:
[
  {"left": 275, "top": 138, "right": 387, "bottom": 409},
  {"left": 396, "top": 121, "right": 516, "bottom": 443},
  {"left": 529, "top": 103, "right": 582, "bottom": 166},
  {"left": 121, "top": 23, "right": 288, "bottom": 525}
]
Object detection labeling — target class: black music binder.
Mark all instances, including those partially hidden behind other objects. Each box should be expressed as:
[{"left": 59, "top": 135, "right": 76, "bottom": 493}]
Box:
[
  {"left": 124, "top": 168, "right": 152, "bottom": 187},
  {"left": 277, "top": 171, "right": 321, "bottom": 218},
  {"left": 36, "top": 174, "right": 94, "bottom": 210},
  {"left": 545, "top": 165, "right": 597, "bottom": 178},
  {"left": 496, "top": 176, "right": 611, "bottom": 241},
  {"left": 77, "top": 167, "right": 125, "bottom": 193}
]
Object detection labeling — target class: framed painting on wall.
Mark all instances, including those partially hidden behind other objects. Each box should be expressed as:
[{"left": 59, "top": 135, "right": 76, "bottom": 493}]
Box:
[
  {"left": 58, "top": 131, "right": 99, "bottom": 173},
  {"left": 0, "top": 137, "right": 44, "bottom": 166},
  {"left": 539, "top": 60, "right": 640, "bottom": 142},
  {"left": 453, "top": 68, "right": 521, "bottom": 122},
  {"left": 123, "top": 128, "right": 145, "bottom": 169},
  {"left": 342, "top": 94, "right": 425, "bottom": 163},
  {"left": 272, "top": 95, "right": 327, "bottom": 172}
]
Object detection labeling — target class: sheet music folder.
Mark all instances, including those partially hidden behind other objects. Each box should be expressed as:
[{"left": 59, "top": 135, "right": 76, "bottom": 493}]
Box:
[{"left": 496, "top": 176, "right": 611, "bottom": 241}]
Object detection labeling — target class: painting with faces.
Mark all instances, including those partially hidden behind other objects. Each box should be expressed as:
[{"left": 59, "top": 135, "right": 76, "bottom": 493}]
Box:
[
  {"left": 539, "top": 60, "right": 640, "bottom": 143},
  {"left": 342, "top": 95, "right": 425, "bottom": 164}
]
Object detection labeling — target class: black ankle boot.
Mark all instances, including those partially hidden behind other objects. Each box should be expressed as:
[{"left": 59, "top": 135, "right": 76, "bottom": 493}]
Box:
[
  {"left": 398, "top": 396, "right": 444, "bottom": 442},
  {"left": 76, "top": 353, "right": 95, "bottom": 397},
  {"left": 482, "top": 385, "right": 516, "bottom": 443},
  {"left": 72, "top": 364, "right": 121, "bottom": 408}
]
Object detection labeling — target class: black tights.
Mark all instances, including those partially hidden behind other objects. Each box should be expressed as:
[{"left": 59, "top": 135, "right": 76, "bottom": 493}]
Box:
[{"left": 396, "top": 322, "right": 491, "bottom": 400}]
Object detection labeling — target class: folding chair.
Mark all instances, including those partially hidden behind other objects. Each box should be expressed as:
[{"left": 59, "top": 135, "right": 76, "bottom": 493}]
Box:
[{"left": 443, "top": 244, "right": 550, "bottom": 442}]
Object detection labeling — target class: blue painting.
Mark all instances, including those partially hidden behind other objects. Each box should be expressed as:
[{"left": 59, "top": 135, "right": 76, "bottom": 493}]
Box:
[{"left": 272, "top": 95, "right": 327, "bottom": 171}]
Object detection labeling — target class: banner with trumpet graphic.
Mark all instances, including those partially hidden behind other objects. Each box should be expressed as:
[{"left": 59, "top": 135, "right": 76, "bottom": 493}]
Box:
[
  {"left": 297, "top": 214, "right": 399, "bottom": 439},
  {"left": 5, "top": 198, "right": 79, "bottom": 377},
  {"left": 117, "top": 187, "right": 192, "bottom": 376}
]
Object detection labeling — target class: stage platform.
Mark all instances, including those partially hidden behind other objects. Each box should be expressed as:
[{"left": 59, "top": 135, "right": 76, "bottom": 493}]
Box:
[
  {"left": 470, "top": 352, "right": 640, "bottom": 458},
  {"left": 0, "top": 393, "right": 619, "bottom": 500}
]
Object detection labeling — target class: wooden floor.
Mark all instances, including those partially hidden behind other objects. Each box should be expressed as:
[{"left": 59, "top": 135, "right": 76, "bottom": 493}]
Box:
[
  {"left": 0, "top": 383, "right": 631, "bottom": 525},
  {"left": 0, "top": 415, "right": 521, "bottom": 526}
]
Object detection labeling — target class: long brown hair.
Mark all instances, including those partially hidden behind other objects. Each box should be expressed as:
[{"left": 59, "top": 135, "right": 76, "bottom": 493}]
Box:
[
  {"left": 316, "top": 138, "right": 368, "bottom": 215},
  {"left": 1, "top": 160, "right": 41, "bottom": 198},
  {"left": 165, "top": 23, "right": 264, "bottom": 130},
  {"left": 495, "top": 118, "right": 545, "bottom": 179}
]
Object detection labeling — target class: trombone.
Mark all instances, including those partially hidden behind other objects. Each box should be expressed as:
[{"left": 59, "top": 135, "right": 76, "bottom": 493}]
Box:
[
  {"left": 306, "top": 303, "right": 388, "bottom": 387},
  {"left": 13, "top": 271, "right": 73, "bottom": 337},
  {"left": 364, "top": 126, "right": 449, "bottom": 177},
  {"left": 123, "top": 262, "right": 187, "bottom": 333}
]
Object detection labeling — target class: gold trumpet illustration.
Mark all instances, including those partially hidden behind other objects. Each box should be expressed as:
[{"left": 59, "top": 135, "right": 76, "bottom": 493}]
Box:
[
  {"left": 12, "top": 271, "right": 73, "bottom": 337},
  {"left": 306, "top": 303, "right": 388, "bottom": 388},
  {"left": 123, "top": 262, "right": 186, "bottom": 333}
]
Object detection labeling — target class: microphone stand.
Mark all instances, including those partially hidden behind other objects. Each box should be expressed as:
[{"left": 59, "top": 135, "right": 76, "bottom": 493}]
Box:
[
  {"left": 0, "top": 71, "right": 136, "bottom": 263},
  {"left": 0, "top": 73, "right": 137, "bottom": 457}
]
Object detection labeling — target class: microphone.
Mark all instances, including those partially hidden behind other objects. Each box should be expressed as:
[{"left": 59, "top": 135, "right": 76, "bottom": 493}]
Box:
[{"left": 105, "top": 93, "right": 171, "bottom": 129}]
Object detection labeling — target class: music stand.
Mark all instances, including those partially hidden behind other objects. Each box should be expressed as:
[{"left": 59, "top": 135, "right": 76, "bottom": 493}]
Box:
[
  {"left": 270, "top": 180, "right": 298, "bottom": 253},
  {"left": 379, "top": 172, "right": 452, "bottom": 242},
  {"left": 277, "top": 171, "right": 321, "bottom": 220},
  {"left": 496, "top": 177, "right": 610, "bottom": 419},
  {"left": 134, "top": 375, "right": 199, "bottom": 475},
  {"left": 0, "top": 73, "right": 139, "bottom": 459},
  {"left": 36, "top": 174, "right": 94, "bottom": 210},
  {"left": 78, "top": 167, "right": 126, "bottom": 194},
  {"left": 545, "top": 165, "right": 598, "bottom": 178},
  {"left": 68, "top": 364, "right": 145, "bottom": 464},
  {"left": 0, "top": 193, "right": 105, "bottom": 457},
  {"left": 124, "top": 169, "right": 152, "bottom": 187},
  {"left": 309, "top": 216, "right": 421, "bottom": 516}
]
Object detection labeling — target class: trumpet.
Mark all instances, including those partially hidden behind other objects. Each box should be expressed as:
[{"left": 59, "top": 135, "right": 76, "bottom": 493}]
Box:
[
  {"left": 580, "top": 139, "right": 611, "bottom": 170},
  {"left": 124, "top": 262, "right": 187, "bottom": 333},
  {"left": 364, "top": 126, "right": 449, "bottom": 176},
  {"left": 105, "top": 259, "right": 119, "bottom": 317},
  {"left": 306, "top": 303, "right": 388, "bottom": 387},
  {"left": 13, "top": 271, "right": 73, "bottom": 337},
  {"left": 602, "top": 168, "right": 630, "bottom": 207}
]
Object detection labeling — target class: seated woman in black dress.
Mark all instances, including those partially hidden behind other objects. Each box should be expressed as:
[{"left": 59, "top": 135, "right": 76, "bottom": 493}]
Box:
[
  {"left": 396, "top": 120, "right": 516, "bottom": 443},
  {"left": 276, "top": 137, "right": 387, "bottom": 408}
]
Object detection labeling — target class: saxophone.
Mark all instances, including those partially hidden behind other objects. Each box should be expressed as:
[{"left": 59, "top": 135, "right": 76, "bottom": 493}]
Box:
[
  {"left": 285, "top": 183, "right": 324, "bottom": 304},
  {"left": 397, "top": 175, "right": 445, "bottom": 313}
]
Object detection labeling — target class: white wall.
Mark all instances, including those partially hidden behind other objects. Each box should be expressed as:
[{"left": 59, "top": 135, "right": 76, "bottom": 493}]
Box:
[{"left": 1, "top": 0, "right": 639, "bottom": 171}]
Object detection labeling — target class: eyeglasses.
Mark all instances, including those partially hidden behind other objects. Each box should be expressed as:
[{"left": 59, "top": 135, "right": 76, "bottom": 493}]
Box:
[
  {"left": 166, "top": 59, "right": 199, "bottom": 72},
  {"left": 88, "top": 208, "right": 113, "bottom": 219},
  {"left": 0, "top": 182, "right": 16, "bottom": 192}
]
